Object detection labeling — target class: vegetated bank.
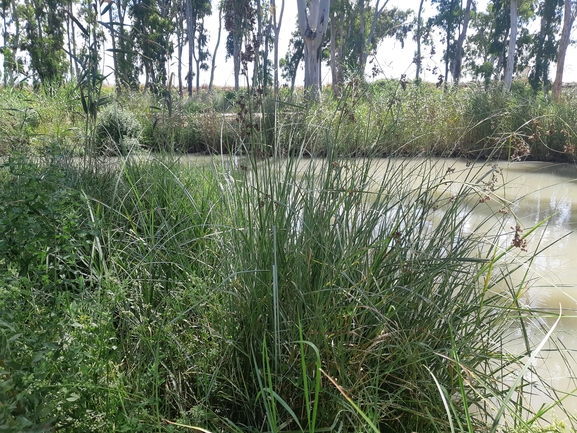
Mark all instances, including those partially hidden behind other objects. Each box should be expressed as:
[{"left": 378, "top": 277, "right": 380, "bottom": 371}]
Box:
[
  {"left": 0, "top": 80, "right": 575, "bottom": 433},
  {"left": 1, "top": 79, "right": 576, "bottom": 162}
]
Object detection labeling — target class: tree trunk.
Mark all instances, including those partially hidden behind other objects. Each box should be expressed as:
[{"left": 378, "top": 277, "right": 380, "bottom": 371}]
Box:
[
  {"left": 176, "top": 2, "right": 184, "bottom": 98},
  {"left": 193, "top": 22, "right": 202, "bottom": 94},
  {"left": 504, "top": 0, "right": 518, "bottom": 91},
  {"left": 330, "top": 12, "right": 339, "bottom": 97},
  {"left": 107, "top": 4, "right": 120, "bottom": 92},
  {"left": 253, "top": 0, "right": 262, "bottom": 88},
  {"left": 194, "top": 49, "right": 200, "bottom": 93},
  {"left": 271, "top": 0, "right": 284, "bottom": 97},
  {"left": 358, "top": 0, "right": 365, "bottom": 74},
  {"left": 209, "top": 7, "right": 222, "bottom": 93},
  {"left": 3, "top": 0, "right": 9, "bottom": 86},
  {"left": 177, "top": 32, "right": 184, "bottom": 97},
  {"left": 12, "top": 0, "right": 20, "bottom": 81},
  {"left": 186, "top": 0, "right": 194, "bottom": 96},
  {"left": 364, "top": 0, "right": 388, "bottom": 75},
  {"left": 452, "top": 0, "right": 473, "bottom": 83},
  {"left": 233, "top": 35, "right": 241, "bottom": 91},
  {"left": 415, "top": 0, "right": 425, "bottom": 81},
  {"left": 303, "top": 43, "right": 322, "bottom": 98},
  {"left": 296, "top": 0, "right": 330, "bottom": 101},
  {"left": 552, "top": 0, "right": 576, "bottom": 101}
]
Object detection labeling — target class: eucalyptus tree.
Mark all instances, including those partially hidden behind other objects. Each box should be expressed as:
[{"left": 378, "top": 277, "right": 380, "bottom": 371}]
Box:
[
  {"left": 414, "top": 0, "right": 428, "bottom": 81},
  {"left": 1, "top": 0, "right": 9, "bottom": 85},
  {"left": 464, "top": 0, "right": 533, "bottom": 88},
  {"left": 280, "top": 30, "right": 303, "bottom": 93},
  {"left": 270, "top": 0, "right": 284, "bottom": 96},
  {"left": 1, "top": 0, "right": 22, "bottom": 86},
  {"left": 503, "top": 0, "right": 520, "bottom": 90},
  {"left": 486, "top": 0, "right": 511, "bottom": 80},
  {"left": 429, "top": 0, "right": 460, "bottom": 84},
  {"left": 296, "top": 0, "right": 330, "bottom": 101},
  {"left": 253, "top": 0, "right": 262, "bottom": 88},
  {"left": 99, "top": 0, "right": 137, "bottom": 91},
  {"left": 22, "top": 0, "right": 69, "bottom": 88},
  {"left": 503, "top": 0, "right": 535, "bottom": 90},
  {"left": 130, "top": 0, "right": 175, "bottom": 92},
  {"left": 185, "top": 0, "right": 210, "bottom": 96},
  {"left": 256, "top": 0, "right": 280, "bottom": 91},
  {"left": 452, "top": 0, "right": 474, "bottom": 83},
  {"left": 330, "top": 5, "right": 343, "bottom": 95},
  {"left": 174, "top": 0, "right": 185, "bottom": 95},
  {"left": 552, "top": 0, "right": 577, "bottom": 100},
  {"left": 287, "top": 0, "right": 409, "bottom": 98},
  {"left": 528, "top": 0, "right": 563, "bottom": 92},
  {"left": 192, "top": 18, "right": 209, "bottom": 93},
  {"left": 464, "top": 9, "right": 495, "bottom": 85},
  {"left": 224, "top": 0, "right": 255, "bottom": 91},
  {"left": 361, "top": 0, "right": 410, "bottom": 76},
  {"left": 208, "top": 2, "right": 223, "bottom": 93}
]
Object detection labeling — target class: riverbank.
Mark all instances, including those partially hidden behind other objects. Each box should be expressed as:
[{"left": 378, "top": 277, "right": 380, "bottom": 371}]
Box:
[
  {"left": 1, "top": 150, "right": 575, "bottom": 432},
  {"left": 1, "top": 80, "right": 577, "bottom": 163}
]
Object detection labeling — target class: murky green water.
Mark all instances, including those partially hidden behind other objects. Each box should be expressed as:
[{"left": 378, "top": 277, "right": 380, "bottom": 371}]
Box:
[{"left": 370, "top": 158, "right": 577, "bottom": 422}]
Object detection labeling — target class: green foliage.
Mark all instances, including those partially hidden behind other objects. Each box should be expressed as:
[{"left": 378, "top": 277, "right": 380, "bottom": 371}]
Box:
[
  {"left": 528, "top": 0, "right": 564, "bottom": 93},
  {"left": 21, "top": 0, "right": 68, "bottom": 89},
  {"left": 0, "top": 84, "right": 82, "bottom": 155},
  {"left": 0, "top": 140, "right": 574, "bottom": 432},
  {"left": 130, "top": 0, "right": 174, "bottom": 91},
  {"left": 94, "top": 105, "right": 142, "bottom": 155},
  {"left": 0, "top": 157, "right": 96, "bottom": 283},
  {"left": 462, "top": 83, "right": 577, "bottom": 161}
]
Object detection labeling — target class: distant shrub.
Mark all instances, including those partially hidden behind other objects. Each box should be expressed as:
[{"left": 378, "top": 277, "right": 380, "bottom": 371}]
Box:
[
  {"left": 140, "top": 112, "right": 205, "bottom": 153},
  {"left": 94, "top": 105, "right": 142, "bottom": 155}
]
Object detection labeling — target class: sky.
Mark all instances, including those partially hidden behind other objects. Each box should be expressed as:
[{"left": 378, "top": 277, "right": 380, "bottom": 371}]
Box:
[{"left": 162, "top": 0, "right": 577, "bottom": 89}]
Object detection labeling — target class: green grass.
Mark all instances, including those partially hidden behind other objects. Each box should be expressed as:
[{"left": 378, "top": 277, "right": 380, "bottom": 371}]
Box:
[
  {"left": 0, "top": 148, "right": 575, "bottom": 432},
  {"left": 0, "top": 81, "right": 576, "bottom": 432},
  {"left": 2, "top": 80, "right": 577, "bottom": 162}
]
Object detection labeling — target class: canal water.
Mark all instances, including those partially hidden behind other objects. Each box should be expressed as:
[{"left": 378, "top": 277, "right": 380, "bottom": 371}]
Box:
[{"left": 371, "top": 158, "right": 577, "bottom": 423}]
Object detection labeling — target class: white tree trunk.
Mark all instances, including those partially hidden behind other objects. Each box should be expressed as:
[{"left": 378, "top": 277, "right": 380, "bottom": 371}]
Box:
[
  {"left": 209, "top": 7, "right": 222, "bottom": 93},
  {"left": 296, "top": 0, "right": 330, "bottom": 101},
  {"left": 504, "top": 0, "right": 518, "bottom": 91},
  {"left": 186, "top": 0, "right": 195, "bottom": 96},
  {"left": 552, "top": 0, "right": 576, "bottom": 101},
  {"left": 272, "top": 0, "right": 284, "bottom": 97},
  {"left": 452, "top": 0, "right": 473, "bottom": 83},
  {"left": 415, "top": 0, "right": 425, "bottom": 81}
]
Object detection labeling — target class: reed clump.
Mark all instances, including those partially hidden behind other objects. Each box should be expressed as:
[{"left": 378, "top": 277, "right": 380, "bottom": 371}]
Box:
[{"left": 0, "top": 82, "right": 575, "bottom": 432}]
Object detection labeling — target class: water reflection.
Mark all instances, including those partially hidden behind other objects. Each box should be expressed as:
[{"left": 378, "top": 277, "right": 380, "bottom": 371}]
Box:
[{"left": 405, "top": 158, "right": 577, "bottom": 421}]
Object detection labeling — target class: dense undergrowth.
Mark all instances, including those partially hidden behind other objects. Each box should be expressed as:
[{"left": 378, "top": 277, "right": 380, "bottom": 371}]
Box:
[
  {"left": 1, "top": 81, "right": 576, "bottom": 432},
  {"left": 1, "top": 80, "right": 577, "bottom": 162}
]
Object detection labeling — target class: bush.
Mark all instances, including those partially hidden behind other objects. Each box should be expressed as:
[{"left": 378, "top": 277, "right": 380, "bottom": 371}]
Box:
[{"left": 94, "top": 105, "right": 142, "bottom": 155}]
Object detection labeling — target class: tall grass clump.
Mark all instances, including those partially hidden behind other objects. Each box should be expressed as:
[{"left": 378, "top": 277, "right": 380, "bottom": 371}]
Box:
[{"left": 206, "top": 121, "right": 574, "bottom": 432}]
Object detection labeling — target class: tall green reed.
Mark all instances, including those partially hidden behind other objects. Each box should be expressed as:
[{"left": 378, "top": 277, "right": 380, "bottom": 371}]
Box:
[{"left": 207, "top": 132, "right": 571, "bottom": 432}]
